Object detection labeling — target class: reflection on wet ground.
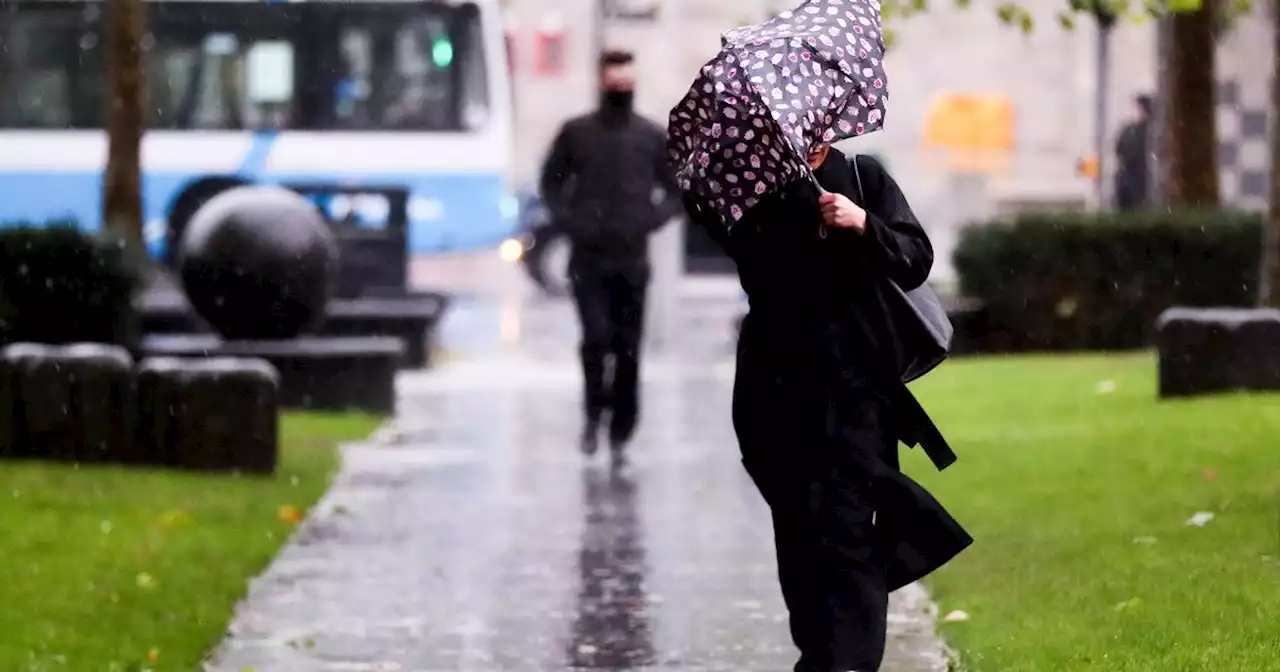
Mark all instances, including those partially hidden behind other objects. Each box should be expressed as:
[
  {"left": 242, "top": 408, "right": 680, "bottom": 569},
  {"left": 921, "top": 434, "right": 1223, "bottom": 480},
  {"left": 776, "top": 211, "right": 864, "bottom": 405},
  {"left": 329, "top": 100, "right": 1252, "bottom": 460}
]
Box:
[
  {"left": 208, "top": 294, "right": 948, "bottom": 671},
  {"left": 567, "top": 467, "right": 655, "bottom": 670}
]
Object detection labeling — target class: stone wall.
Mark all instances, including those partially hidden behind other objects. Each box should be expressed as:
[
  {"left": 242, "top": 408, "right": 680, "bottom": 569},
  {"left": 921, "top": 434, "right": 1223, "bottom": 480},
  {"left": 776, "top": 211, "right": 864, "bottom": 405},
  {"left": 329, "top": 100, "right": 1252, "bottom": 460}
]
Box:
[{"left": 1205, "top": 8, "right": 1275, "bottom": 212}]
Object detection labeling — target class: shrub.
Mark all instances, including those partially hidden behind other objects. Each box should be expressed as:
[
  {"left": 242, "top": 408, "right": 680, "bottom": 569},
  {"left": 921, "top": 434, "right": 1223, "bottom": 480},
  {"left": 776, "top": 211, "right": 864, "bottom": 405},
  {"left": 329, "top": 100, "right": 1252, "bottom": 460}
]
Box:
[
  {"left": 952, "top": 210, "right": 1263, "bottom": 351},
  {"left": 0, "top": 222, "right": 142, "bottom": 347}
]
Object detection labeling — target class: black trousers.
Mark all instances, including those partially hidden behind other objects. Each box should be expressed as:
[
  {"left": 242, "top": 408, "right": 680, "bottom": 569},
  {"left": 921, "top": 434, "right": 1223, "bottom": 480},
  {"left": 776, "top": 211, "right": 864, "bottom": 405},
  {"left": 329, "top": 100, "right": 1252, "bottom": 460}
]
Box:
[
  {"left": 733, "top": 328, "right": 893, "bottom": 672},
  {"left": 570, "top": 259, "right": 650, "bottom": 444}
]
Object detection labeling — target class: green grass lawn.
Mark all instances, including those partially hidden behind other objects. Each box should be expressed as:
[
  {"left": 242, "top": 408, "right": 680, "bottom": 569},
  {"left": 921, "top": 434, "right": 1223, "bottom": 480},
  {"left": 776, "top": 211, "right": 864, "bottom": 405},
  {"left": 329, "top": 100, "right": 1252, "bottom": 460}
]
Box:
[
  {"left": 0, "top": 413, "right": 379, "bottom": 672},
  {"left": 906, "top": 353, "right": 1280, "bottom": 671}
]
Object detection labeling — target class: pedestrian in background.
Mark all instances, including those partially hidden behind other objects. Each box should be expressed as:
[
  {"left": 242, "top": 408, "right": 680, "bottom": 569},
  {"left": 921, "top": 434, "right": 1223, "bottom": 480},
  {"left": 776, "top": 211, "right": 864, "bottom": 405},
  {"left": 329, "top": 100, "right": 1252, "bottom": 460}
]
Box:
[
  {"left": 539, "top": 48, "right": 682, "bottom": 463},
  {"left": 1114, "top": 94, "right": 1153, "bottom": 211}
]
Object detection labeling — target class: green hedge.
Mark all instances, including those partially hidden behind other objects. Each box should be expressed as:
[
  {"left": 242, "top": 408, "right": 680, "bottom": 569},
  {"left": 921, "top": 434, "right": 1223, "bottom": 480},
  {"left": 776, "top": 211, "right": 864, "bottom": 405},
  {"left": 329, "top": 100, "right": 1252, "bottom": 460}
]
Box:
[
  {"left": 953, "top": 210, "right": 1263, "bottom": 351},
  {"left": 0, "top": 223, "right": 142, "bottom": 347}
]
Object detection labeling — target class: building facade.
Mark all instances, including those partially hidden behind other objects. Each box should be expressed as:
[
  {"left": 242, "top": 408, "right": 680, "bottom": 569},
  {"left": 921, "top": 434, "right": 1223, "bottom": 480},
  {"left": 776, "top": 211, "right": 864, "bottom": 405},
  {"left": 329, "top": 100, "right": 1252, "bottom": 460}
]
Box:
[{"left": 500, "top": 0, "right": 1273, "bottom": 281}]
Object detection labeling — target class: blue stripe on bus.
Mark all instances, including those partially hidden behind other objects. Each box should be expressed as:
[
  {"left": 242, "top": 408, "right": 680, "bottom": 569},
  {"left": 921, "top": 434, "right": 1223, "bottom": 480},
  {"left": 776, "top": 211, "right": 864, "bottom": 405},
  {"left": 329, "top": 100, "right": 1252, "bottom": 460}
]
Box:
[
  {"left": 237, "top": 131, "right": 279, "bottom": 176},
  {"left": 0, "top": 169, "right": 518, "bottom": 258}
]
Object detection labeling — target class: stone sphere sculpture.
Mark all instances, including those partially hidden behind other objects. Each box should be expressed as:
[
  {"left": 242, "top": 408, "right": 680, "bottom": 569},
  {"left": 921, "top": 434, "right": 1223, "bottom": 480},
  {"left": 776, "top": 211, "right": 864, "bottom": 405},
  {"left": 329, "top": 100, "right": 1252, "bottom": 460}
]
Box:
[{"left": 178, "top": 186, "right": 337, "bottom": 340}]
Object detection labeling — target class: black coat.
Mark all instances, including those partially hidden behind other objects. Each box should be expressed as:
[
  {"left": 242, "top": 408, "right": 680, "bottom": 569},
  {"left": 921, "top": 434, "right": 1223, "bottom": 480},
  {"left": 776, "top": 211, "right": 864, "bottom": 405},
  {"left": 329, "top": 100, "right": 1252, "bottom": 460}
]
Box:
[
  {"left": 539, "top": 109, "right": 683, "bottom": 265},
  {"left": 1114, "top": 120, "right": 1150, "bottom": 211},
  {"left": 685, "top": 150, "right": 972, "bottom": 590}
]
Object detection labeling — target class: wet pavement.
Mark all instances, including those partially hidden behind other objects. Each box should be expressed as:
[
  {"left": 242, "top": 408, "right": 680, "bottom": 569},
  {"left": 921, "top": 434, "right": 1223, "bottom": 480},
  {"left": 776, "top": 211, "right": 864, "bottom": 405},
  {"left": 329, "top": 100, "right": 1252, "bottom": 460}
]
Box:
[{"left": 207, "top": 273, "right": 952, "bottom": 671}]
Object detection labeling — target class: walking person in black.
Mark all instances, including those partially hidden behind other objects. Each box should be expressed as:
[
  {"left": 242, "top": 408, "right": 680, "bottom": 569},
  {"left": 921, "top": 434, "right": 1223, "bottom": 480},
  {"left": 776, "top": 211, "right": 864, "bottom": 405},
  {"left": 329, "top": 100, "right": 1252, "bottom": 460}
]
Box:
[
  {"left": 1114, "top": 94, "right": 1153, "bottom": 211},
  {"left": 683, "top": 145, "right": 972, "bottom": 672},
  {"left": 539, "top": 49, "right": 681, "bottom": 462}
]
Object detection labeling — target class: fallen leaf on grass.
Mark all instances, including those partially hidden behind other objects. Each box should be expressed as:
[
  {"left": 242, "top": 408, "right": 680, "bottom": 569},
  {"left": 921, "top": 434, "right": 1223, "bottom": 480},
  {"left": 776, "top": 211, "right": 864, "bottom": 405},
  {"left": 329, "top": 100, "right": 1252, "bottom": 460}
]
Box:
[
  {"left": 158, "top": 509, "right": 192, "bottom": 529},
  {"left": 942, "top": 610, "right": 969, "bottom": 623},
  {"left": 278, "top": 505, "right": 304, "bottom": 525},
  {"left": 148, "top": 648, "right": 159, "bottom": 663},
  {"left": 1113, "top": 597, "right": 1143, "bottom": 612},
  {"left": 1202, "top": 469, "right": 1219, "bottom": 482},
  {"left": 1186, "top": 511, "right": 1215, "bottom": 527}
]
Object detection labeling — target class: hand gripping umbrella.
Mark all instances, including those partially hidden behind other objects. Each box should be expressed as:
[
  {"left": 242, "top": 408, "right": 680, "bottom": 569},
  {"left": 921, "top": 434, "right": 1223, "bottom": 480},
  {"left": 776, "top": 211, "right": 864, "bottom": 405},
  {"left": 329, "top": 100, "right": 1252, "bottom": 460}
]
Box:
[{"left": 666, "top": 0, "right": 889, "bottom": 227}]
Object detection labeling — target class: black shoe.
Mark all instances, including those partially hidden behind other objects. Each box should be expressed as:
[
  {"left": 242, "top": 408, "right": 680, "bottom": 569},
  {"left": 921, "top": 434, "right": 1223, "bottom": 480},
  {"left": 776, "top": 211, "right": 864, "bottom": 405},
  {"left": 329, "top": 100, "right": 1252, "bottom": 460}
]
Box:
[
  {"left": 608, "top": 416, "right": 636, "bottom": 452},
  {"left": 609, "top": 446, "right": 630, "bottom": 473},
  {"left": 608, "top": 434, "right": 630, "bottom": 466},
  {"left": 581, "top": 425, "right": 600, "bottom": 456}
]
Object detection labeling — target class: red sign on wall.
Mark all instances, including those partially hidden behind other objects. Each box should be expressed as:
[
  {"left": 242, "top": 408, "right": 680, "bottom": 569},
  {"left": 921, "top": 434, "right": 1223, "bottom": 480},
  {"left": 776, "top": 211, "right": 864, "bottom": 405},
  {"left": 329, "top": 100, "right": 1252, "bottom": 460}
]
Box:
[{"left": 533, "top": 21, "right": 566, "bottom": 77}]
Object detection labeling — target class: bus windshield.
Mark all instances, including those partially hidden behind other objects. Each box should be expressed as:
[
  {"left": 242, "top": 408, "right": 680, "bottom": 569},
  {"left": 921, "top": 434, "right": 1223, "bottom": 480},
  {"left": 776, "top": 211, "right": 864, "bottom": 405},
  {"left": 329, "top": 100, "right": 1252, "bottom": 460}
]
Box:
[{"left": 0, "top": 0, "right": 490, "bottom": 132}]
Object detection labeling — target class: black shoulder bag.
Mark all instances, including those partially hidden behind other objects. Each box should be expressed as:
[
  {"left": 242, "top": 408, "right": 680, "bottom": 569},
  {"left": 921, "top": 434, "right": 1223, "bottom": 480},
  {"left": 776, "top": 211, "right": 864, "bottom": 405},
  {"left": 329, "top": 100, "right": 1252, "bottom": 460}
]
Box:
[
  {"left": 850, "top": 155, "right": 954, "bottom": 384},
  {"left": 849, "top": 156, "right": 958, "bottom": 470}
]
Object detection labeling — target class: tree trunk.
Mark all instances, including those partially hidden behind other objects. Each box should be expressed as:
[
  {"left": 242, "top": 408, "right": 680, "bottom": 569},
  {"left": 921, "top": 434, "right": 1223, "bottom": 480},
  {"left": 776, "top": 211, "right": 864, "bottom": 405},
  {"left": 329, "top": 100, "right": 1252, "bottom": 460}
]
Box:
[
  {"left": 103, "top": 0, "right": 147, "bottom": 245},
  {"left": 1162, "top": 0, "right": 1221, "bottom": 208},
  {"left": 1261, "top": 0, "right": 1280, "bottom": 307}
]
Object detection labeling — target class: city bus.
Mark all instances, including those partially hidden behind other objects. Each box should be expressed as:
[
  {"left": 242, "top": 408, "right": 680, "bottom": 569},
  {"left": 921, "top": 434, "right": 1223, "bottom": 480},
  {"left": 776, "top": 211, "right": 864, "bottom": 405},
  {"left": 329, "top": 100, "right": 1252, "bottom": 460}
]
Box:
[{"left": 0, "top": 0, "right": 516, "bottom": 261}]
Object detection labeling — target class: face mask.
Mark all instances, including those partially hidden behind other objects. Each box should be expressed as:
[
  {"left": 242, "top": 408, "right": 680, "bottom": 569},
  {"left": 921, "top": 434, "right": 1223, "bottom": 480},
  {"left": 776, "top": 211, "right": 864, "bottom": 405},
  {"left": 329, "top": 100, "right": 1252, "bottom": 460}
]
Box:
[{"left": 602, "top": 89, "right": 635, "bottom": 112}]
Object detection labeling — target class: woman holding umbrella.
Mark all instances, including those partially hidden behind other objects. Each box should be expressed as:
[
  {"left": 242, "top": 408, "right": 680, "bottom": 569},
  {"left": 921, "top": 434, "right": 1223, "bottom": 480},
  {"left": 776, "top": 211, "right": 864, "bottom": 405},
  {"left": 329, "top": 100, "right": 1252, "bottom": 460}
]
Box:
[{"left": 670, "top": 1, "right": 972, "bottom": 670}]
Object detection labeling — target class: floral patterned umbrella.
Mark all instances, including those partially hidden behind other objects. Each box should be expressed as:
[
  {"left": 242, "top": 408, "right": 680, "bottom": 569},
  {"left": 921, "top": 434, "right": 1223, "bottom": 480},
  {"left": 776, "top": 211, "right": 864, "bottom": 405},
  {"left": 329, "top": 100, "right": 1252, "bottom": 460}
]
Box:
[{"left": 666, "top": 0, "right": 889, "bottom": 225}]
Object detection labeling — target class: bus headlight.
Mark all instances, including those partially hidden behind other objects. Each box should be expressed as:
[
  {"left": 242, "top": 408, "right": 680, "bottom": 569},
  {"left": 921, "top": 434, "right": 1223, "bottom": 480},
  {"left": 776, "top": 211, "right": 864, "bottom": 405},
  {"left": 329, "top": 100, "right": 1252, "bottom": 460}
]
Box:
[{"left": 499, "top": 237, "right": 524, "bottom": 263}]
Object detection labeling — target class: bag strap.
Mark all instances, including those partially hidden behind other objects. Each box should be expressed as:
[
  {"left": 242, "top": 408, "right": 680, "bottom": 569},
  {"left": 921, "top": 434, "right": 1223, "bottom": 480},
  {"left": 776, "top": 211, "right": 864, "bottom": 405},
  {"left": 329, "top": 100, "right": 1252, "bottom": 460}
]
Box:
[{"left": 850, "top": 153, "right": 865, "bottom": 206}]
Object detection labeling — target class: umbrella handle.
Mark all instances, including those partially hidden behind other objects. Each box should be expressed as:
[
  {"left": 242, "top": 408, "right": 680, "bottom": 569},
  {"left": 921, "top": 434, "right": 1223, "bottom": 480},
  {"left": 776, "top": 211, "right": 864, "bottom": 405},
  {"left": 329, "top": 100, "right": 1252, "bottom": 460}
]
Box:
[
  {"left": 808, "top": 172, "right": 829, "bottom": 238},
  {"left": 807, "top": 171, "right": 827, "bottom": 195}
]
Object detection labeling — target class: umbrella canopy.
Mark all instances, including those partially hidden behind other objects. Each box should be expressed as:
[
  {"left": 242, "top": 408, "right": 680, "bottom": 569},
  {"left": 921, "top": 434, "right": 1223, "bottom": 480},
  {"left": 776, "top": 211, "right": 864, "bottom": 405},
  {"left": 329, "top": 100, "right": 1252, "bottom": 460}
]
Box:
[{"left": 667, "top": 0, "right": 889, "bottom": 225}]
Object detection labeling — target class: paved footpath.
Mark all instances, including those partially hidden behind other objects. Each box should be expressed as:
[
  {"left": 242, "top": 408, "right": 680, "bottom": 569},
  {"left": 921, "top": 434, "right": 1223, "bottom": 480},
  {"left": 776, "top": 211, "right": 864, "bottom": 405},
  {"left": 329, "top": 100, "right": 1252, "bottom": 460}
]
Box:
[{"left": 206, "top": 295, "right": 952, "bottom": 671}]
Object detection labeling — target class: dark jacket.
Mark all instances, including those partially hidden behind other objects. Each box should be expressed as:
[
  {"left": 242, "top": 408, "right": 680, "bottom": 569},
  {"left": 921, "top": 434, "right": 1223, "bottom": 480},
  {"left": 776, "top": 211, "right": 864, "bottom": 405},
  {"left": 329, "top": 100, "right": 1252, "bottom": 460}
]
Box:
[
  {"left": 539, "top": 109, "right": 682, "bottom": 265},
  {"left": 1114, "top": 119, "right": 1150, "bottom": 211},
  {"left": 685, "top": 150, "right": 972, "bottom": 590}
]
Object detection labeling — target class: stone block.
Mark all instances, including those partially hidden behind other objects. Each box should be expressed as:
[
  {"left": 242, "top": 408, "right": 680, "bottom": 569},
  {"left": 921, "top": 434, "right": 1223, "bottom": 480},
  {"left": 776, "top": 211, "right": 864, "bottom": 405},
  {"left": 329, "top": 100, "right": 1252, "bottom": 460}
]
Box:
[
  {"left": 0, "top": 343, "right": 44, "bottom": 458},
  {"left": 1155, "top": 307, "right": 1280, "bottom": 398},
  {"left": 132, "top": 357, "right": 187, "bottom": 467},
  {"left": 134, "top": 357, "right": 280, "bottom": 474},
  {"left": 0, "top": 343, "right": 133, "bottom": 462},
  {"left": 139, "top": 336, "right": 403, "bottom": 414}
]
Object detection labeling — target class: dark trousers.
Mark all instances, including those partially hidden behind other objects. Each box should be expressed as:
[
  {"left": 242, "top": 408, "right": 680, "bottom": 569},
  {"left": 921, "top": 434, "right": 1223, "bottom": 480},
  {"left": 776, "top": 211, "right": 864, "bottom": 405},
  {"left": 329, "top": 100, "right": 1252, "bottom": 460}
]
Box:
[
  {"left": 570, "top": 259, "right": 650, "bottom": 444},
  {"left": 734, "top": 331, "right": 893, "bottom": 672},
  {"left": 1114, "top": 173, "right": 1148, "bottom": 211}
]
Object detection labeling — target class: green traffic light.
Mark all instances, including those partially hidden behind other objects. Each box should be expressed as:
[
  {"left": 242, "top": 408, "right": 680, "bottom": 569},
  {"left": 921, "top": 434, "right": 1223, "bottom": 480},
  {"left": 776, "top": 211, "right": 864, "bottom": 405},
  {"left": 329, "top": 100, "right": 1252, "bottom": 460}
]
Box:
[{"left": 432, "top": 39, "right": 454, "bottom": 67}]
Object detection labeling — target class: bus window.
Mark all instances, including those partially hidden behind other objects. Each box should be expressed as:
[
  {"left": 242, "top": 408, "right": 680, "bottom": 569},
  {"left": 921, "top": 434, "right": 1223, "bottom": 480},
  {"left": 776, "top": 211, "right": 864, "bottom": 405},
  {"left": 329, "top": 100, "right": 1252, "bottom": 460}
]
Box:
[
  {"left": 457, "top": 7, "right": 491, "bottom": 131},
  {"left": 0, "top": 9, "right": 104, "bottom": 129},
  {"left": 333, "top": 30, "right": 374, "bottom": 128},
  {"left": 245, "top": 41, "right": 296, "bottom": 128},
  {"left": 150, "top": 32, "right": 298, "bottom": 130},
  {"left": 0, "top": 1, "right": 487, "bottom": 134},
  {"left": 377, "top": 16, "right": 454, "bottom": 129},
  {"left": 332, "top": 2, "right": 486, "bottom": 132}
]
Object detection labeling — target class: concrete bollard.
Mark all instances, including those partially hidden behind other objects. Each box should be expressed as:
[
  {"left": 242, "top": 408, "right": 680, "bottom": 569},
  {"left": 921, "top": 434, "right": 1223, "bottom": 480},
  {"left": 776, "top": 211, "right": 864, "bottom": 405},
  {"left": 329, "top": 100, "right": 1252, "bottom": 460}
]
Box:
[
  {"left": 0, "top": 343, "right": 133, "bottom": 462},
  {"left": 134, "top": 357, "right": 281, "bottom": 474}
]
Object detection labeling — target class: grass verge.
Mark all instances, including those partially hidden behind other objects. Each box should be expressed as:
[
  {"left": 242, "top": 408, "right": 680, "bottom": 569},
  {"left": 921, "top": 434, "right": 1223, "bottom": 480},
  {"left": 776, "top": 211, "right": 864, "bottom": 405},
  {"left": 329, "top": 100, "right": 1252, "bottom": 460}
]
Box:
[
  {"left": 0, "top": 413, "right": 380, "bottom": 671},
  {"left": 906, "top": 353, "right": 1280, "bottom": 671}
]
